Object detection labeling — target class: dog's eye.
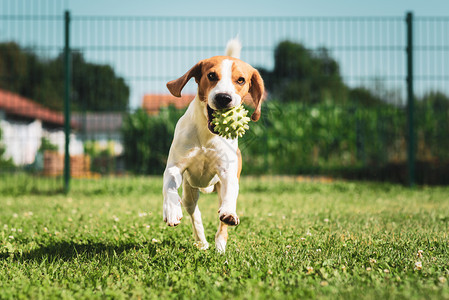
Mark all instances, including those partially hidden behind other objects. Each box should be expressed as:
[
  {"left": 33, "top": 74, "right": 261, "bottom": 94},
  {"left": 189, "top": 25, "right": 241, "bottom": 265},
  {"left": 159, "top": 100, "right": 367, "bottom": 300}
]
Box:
[
  {"left": 237, "top": 77, "right": 246, "bottom": 85},
  {"left": 207, "top": 72, "right": 218, "bottom": 81}
]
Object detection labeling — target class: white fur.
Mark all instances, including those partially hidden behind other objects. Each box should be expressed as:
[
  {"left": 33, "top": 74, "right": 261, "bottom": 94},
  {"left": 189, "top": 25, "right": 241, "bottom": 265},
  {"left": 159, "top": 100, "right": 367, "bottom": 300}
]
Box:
[
  {"left": 215, "top": 235, "right": 227, "bottom": 253},
  {"left": 163, "top": 95, "right": 240, "bottom": 252},
  {"left": 208, "top": 59, "right": 241, "bottom": 110}
]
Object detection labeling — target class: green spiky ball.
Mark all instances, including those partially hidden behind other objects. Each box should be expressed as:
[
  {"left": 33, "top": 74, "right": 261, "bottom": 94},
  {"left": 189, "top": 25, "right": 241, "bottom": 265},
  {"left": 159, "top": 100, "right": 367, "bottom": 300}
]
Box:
[{"left": 212, "top": 105, "right": 251, "bottom": 139}]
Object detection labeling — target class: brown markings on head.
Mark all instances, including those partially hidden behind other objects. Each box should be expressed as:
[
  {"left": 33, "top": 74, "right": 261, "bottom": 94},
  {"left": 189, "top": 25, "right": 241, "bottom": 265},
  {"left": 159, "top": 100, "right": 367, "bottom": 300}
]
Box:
[{"left": 166, "top": 56, "right": 265, "bottom": 122}]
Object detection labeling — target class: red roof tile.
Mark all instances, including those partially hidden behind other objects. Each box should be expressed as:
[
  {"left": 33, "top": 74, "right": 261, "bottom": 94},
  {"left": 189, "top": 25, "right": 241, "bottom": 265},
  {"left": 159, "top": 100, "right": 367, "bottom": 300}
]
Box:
[
  {"left": 142, "top": 94, "right": 195, "bottom": 114},
  {"left": 0, "top": 89, "right": 76, "bottom": 128}
]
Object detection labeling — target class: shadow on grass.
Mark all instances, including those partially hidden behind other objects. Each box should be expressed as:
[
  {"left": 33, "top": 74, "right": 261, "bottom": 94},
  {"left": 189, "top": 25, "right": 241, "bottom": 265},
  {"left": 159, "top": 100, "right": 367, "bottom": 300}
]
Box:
[
  {"left": 0, "top": 236, "right": 202, "bottom": 264},
  {"left": 0, "top": 240, "right": 157, "bottom": 262}
]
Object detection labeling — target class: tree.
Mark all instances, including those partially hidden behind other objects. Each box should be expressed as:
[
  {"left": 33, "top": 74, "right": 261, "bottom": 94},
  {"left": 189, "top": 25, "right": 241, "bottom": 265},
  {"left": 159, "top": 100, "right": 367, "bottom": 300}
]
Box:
[
  {"left": 418, "top": 91, "right": 449, "bottom": 111},
  {"left": 348, "top": 87, "right": 386, "bottom": 107},
  {"left": 0, "top": 42, "right": 36, "bottom": 98},
  {"left": 0, "top": 42, "right": 130, "bottom": 111},
  {"left": 68, "top": 52, "right": 130, "bottom": 111},
  {"left": 259, "top": 41, "right": 347, "bottom": 103}
]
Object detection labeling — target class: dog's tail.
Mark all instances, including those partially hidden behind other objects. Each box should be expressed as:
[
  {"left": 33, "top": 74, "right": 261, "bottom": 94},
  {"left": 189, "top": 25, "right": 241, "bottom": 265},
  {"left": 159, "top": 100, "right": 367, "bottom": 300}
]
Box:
[{"left": 225, "top": 37, "right": 242, "bottom": 59}]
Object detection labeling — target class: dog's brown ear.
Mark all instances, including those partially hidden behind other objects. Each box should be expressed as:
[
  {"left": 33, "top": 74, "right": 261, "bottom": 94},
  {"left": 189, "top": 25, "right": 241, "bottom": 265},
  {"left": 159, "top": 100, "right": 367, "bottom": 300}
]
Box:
[
  {"left": 249, "top": 69, "right": 265, "bottom": 121},
  {"left": 167, "top": 61, "right": 203, "bottom": 97}
]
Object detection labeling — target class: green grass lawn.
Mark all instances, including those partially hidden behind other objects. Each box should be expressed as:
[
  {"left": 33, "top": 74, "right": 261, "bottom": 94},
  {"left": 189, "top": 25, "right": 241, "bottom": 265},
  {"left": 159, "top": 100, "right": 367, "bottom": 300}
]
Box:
[{"left": 1, "top": 175, "right": 448, "bottom": 299}]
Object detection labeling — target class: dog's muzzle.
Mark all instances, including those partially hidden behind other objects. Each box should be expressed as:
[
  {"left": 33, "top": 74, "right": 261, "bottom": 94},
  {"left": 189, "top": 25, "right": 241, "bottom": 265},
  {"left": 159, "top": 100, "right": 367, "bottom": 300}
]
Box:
[
  {"left": 214, "top": 93, "right": 233, "bottom": 110},
  {"left": 207, "top": 93, "right": 233, "bottom": 135}
]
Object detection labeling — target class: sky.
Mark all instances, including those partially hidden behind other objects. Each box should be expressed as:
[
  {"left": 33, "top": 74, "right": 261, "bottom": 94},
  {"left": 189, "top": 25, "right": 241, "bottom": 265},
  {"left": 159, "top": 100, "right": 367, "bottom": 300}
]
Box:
[
  {"left": 1, "top": 0, "right": 448, "bottom": 108},
  {"left": 67, "top": 0, "right": 449, "bottom": 17},
  {"left": 67, "top": 0, "right": 448, "bottom": 108}
]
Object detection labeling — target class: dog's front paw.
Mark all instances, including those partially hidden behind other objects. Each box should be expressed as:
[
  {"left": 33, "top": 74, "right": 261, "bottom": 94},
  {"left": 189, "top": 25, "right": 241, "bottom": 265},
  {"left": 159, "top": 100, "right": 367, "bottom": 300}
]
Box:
[
  {"left": 215, "top": 238, "right": 227, "bottom": 254},
  {"left": 194, "top": 241, "right": 209, "bottom": 250},
  {"left": 219, "top": 210, "right": 240, "bottom": 226},
  {"left": 163, "top": 198, "right": 183, "bottom": 227}
]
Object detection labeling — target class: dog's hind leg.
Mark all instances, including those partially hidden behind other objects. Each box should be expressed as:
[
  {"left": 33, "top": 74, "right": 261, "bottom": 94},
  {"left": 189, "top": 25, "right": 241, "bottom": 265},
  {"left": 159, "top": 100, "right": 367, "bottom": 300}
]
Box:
[
  {"left": 214, "top": 182, "right": 230, "bottom": 253},
  {"left": 215, "top": 221, "right": 228, "bottom": 254},
  {"left": 182, "top": 179, "right": 209, "bottom": 250}
]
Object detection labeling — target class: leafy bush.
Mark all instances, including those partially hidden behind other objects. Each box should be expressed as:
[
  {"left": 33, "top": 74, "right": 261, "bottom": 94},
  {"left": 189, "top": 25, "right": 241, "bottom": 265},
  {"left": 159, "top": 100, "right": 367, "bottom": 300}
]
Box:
[
  {"left": 84, "top": 140, "right": 117, "bottom": 174},
  {"left": 38, "top": 137, "right": 58, "bottom": 152},
  {"left": 121, "top": 99, "right": 448, "bottom": 182},
  {"left": 122, "top": 106, "right": 184, "bottom": 174},
  {"left": 415, "top": 92, "right": 449, "bottom": 162},
  {"left": 0, "top": 127, "right": 14, "bottom": 170},
  {"left": 240, "top": 101, "right": 406, "bottom": 174}
]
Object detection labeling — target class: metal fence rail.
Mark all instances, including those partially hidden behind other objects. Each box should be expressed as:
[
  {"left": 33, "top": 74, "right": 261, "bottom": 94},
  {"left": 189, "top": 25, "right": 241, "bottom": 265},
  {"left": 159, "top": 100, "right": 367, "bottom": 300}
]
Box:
[
  {"left": 1, "top": 6, "right": 448, "bottom": 192},
  {"left": 68, "top": 16, "right": 409, "bottom": 106}
]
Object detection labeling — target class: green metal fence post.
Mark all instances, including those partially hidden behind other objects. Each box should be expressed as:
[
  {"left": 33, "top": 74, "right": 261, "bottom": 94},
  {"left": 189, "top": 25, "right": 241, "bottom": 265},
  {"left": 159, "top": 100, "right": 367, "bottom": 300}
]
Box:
[
  {"left": 406, "top": 12, "right": 415, "bottom": 187},
  {"left": 64, "top": 11, "right": 71, "bottom": 193}
]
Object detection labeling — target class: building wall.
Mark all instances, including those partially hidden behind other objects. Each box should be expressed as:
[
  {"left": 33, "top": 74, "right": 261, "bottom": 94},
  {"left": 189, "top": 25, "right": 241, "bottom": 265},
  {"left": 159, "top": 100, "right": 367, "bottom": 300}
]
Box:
[
  {"left": 0, "top": 118, "right": 42, "bottom": 165},
  {"left": 0, "top": 114, "right": 83, "bottom": 166}
]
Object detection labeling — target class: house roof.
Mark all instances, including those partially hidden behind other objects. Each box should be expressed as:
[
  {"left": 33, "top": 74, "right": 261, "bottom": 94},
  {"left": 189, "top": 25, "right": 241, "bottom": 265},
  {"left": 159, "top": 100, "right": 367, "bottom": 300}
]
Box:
[
  {"left": 0, "top": 89, "right": 76, "bottom": 128},
  {"left": 142, "top": 94, "right": 196, "bottom": 114},
  {"left": 72, "top": 112, "right": 124, "bottom": 134},
  {"left": 142, "top": 93, "right": 258, "bottom": 114}
]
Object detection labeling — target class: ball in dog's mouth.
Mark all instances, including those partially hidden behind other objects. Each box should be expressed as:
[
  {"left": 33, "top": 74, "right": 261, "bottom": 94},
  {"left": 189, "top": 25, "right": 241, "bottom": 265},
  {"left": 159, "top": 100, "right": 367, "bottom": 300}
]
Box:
[{"left": 208, "top": 104, "right": 251, "bottom": 139}]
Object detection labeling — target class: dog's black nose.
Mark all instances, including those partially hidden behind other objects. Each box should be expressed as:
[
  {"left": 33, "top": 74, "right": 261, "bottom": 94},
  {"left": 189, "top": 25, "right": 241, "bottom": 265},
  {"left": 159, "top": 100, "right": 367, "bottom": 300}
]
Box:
[{"left": 214, "top": 93, "right": 232, "bottom": 109}]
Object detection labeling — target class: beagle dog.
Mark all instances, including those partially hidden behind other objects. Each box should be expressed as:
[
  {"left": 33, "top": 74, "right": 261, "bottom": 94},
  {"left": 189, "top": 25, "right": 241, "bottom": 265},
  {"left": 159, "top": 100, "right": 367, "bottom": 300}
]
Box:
[{"left": 163, "top": 39, "right": 264, "bottom": 253}]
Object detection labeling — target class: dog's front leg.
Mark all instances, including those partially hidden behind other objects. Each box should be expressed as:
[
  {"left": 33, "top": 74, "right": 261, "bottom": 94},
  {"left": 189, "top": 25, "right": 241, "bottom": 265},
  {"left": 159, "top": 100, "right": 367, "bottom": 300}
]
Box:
[
  {"left": 215, "top": 178, "right": 239, "bottom": 253},
  {"left": 163, "top": 165, "right": 184, "bottom": 226},
  {"left": 217, "top": 176, "right": 240, "bottom": 226}
]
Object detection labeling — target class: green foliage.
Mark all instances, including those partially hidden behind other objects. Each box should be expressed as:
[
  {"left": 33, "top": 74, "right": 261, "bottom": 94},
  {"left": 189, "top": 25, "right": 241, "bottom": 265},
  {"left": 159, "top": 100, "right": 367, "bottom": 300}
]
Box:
[
  {"left": 38, "top": 137, "right": 58, "bottom": 152},
  {"left": 416, "top": 92, "right": 449, "bottom": 161},
  {"left": 70, "top": 52, "right": 130, "bottom": 111},
  {"left": 348, "top": 87, "right": 386, "bottom": 107},
  {"left": 259, "top": 41, "right": 404, "bottom": 108},
  {"left": 0, "top": 176, "right": 448, "bottom": 299},
  {"left": 120, "top": 96, "right": 447, "bottom": 181},
  {"left": 122, "top": 106, "right": 185, "bottom": 174},
  {"left": 0, "top": 42, "right": 129, "bottom": 111},
  {"left": 260, "top": 41, "right": 348, "bottom": 103},
  {"left": 0, "top": 127, "right": 14, "bottom": 169},
  {"left": 84, "top": 140, "right": 117, "bottom": 174},
  {"left": 0, "top": 127, "right": 5, "bottom": 158},
  {"left": 0, "top": 42, "right": 30, "bottom": 95},
  {"left": 241, "top": 101, "right": 406, "bottom": 174},
  {"left": 84, "top": 140, "right": 115, "bottom": 157}
]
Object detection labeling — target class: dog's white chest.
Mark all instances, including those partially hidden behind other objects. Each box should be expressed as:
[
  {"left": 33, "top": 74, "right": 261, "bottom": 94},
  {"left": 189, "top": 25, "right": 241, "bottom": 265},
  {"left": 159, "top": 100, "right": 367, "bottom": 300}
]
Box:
[{"left": 183, "top": 145, "right": 236, "bottom": 188}]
